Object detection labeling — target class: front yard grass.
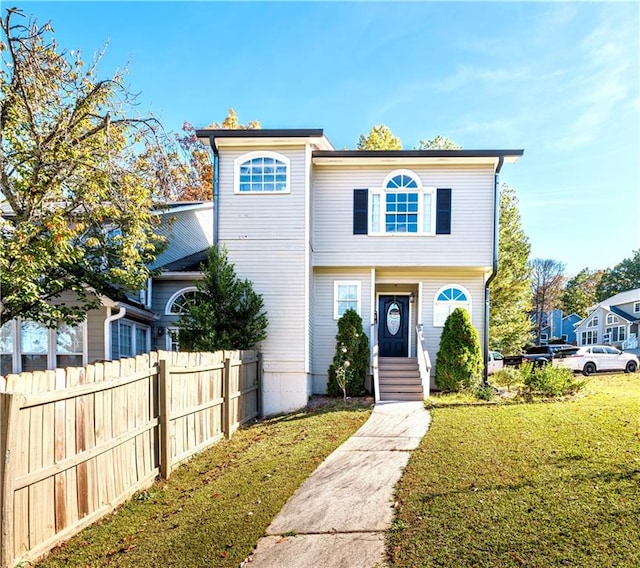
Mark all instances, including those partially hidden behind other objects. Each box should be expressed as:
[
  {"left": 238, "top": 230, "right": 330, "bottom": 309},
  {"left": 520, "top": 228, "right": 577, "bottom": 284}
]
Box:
[
  {"left": 35, "top": 400, "right": 371, "bottom": 568},
  {"left": 387, "top": 373, "right": 640, "bottom": 567}
]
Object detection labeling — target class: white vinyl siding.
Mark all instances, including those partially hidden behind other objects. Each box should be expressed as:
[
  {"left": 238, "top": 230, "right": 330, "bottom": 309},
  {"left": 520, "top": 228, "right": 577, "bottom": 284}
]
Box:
[
  {"left": 312, "top": 164, "right": 495, "bottom": 268},
  {"left": 217, "top": 145, "right": 312, "bottom": 414}
]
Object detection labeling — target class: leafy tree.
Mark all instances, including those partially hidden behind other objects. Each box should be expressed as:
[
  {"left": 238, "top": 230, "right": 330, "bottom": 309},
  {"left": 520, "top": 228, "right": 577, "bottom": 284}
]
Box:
[
  {"left": 489, "top": 184, "right": 533, "bottom": 353},
  {"left": 326, "top": 309, "right": 369, "bottom": 397},
  {"left": 596, "top": 249, "right": 640, "bottom": 301},
  {"left": 357, "top": 124, "right": 402, "bottom": 150},
  {"left": 560, "top": 268, "right": 604, "bottom": 317},
  {"left": 435, "top": 308, "right": 483, "bottom": 392},
  {"left": 178, "top": 245, "right": 268, "bottom": 351},
  {"left": 154, "top": 110, "right": 261, "bottom": 202},
  {"left": 530, "top": 258, "right": 566, "bottom": 343},
  {"left": 0, "top": 9, "right": 169, "bottom": 327},
  {"left": 417, "top": 135, "right": 461, "bottom": 149}
]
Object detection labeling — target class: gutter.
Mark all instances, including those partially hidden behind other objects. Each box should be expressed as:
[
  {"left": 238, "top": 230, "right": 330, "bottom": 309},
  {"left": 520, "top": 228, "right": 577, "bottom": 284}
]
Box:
[
  {"left": 209, "top": 136, "right": 220, "bottom": 245},
  {"left": 483, "top": 156, "right": 503, "bottom": 386},
  {"left": 104, "top": 304, "right": 127, "bottom": 361}
]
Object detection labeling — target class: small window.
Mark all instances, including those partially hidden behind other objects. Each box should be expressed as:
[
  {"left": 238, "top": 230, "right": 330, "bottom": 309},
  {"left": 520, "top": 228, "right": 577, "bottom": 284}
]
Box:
[
  {"left": 606, "top": 314, "right": 616, "bottom": 325},
  {"left": 587, "top": 316, "right": 598, "bottom": 327},
  {"left": 434, "top": 285, "right": 471, "bottom": 327},
  {"left": 334, "top": 281, "right": 361, "bottom": 319},
  {"left": 540, "top": 334, "right": 548, "bottom": 344},
  {"left": 634, "top": 302, "right": 640, "bottom": 314},
  {"left": 166, "top": 327, "right": 180, "bottom": 352},
  {"left": 166, "top": 287, "right": 199, "bottom": 315},
  {"left": 235, "top": 152, "right": 290, "bottom": 193}
]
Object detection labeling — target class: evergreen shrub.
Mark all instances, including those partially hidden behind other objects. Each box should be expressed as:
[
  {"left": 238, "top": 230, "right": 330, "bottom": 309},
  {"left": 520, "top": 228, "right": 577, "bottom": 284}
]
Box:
[
  {"left": 435, "top": 308, "right": 483, "bottom": 392},
  {"left": 327, "top": 309, "right": 369, "bottom": 397}
]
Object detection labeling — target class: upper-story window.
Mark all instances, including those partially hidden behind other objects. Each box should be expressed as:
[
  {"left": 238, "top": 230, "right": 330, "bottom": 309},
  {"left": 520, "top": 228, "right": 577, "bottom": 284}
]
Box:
[
  {"left": 634, "top": 301, "right": 640, "bottom": 314},
  {"left": 353, "top": 170, "right": 451, "bottom": 236},
  {"left": 606, "top": 314, "right": 617, "bottom": 325},
  {"left": 588, "top": 316, "right": 598, "bottom": 327},
  {"left": 433, "top": 285, "right": 471, "bottom": 327},
  {"left": 234, "top": 152, "right": 290, "bottom": 194},
  {"left": 370, "top": 170, "right": 435, "bottom": 235},
  {"left": 165, "top": 287, "right": 199, "bottom": 315}
]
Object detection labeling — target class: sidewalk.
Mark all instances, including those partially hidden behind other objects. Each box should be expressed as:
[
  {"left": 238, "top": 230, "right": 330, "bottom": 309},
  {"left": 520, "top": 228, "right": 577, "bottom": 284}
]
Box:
[{"left": 245, "top": 401, "right": 431, "bottom": 567}]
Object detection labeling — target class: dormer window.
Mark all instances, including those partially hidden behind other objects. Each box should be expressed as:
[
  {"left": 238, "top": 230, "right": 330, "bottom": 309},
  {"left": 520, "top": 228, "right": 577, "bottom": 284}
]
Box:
[{"left": 235, "top": 152, "right": 290, "bottom": 194}]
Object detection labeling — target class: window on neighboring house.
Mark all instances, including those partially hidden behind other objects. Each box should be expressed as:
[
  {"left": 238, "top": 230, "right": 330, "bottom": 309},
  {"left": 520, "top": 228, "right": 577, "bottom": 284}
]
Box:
[
  {"left": 434, "top": 285, "right": 472, "bottom": 327},
  {"left": 606, "top": 314, "right": 616, "bottom": 325},
  {"left": 20, "top": 321, "right": 49, "bottom": 372},
  {"left": 354, "top": 170, "right": 452, "bottom": 237},
  {"left": 634, "top": 302, "right": 640, "bottom": 314},
  {"left": 167, "top": 327, "right": 180, "bottom": 352},
  {"left": 116, "top": 321, "right": 149, "bottom": 359},
  {"left": 235, "top": 152, "right": 290, "bottom": 193},
  {"left": 581, "top": 330, "right": 598, "bottom": 345},
  {"left": 540, "top": 334, "right": 548, "bottom": 344},
  {"left": 166, "top": 287, "right": 200, "bottom": 315},
  {"left": 1, "top": 322, "right": 14, "bottom": 376},
  {"left": 334, "top": 281, "right": 361, "bottom": 319},
  {"left": 605, "top": 326, "right": 626, "bottom": 343},
  {"left": 587, "top": 316, "right": 598, "bottom": 327},
  {"left": 561, "top": 334, "right": 568, "bottom": 342},
  {"left": 56, "top": 323, "right": 84, "bottom": 368}
]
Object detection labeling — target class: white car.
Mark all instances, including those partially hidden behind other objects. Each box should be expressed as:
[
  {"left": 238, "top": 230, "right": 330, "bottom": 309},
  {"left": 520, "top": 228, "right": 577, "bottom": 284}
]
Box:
[
  {"left": 553, "top": 345, "right": 639, "bottom": 375},
  {"left": 488, "top": 351, "right": 504, "bottom": 375}
]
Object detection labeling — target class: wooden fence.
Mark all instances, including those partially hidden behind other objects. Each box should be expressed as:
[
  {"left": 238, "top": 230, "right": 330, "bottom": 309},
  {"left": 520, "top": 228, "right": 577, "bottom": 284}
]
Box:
[{"left": 0, "top": 349, "right": 260, "bottom": 568}]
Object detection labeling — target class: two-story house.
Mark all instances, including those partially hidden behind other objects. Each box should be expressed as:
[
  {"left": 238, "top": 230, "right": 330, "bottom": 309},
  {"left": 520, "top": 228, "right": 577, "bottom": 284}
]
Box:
[
  {"left": 194, "top": 128, "right": 523, "bottom": 415},
  {"left": 574, "top": 288, "right": 640, "bottom": 351}
]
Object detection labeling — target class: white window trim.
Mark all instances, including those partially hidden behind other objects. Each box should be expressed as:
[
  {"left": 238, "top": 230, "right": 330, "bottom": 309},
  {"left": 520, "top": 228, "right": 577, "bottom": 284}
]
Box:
[
  {"left": 369, "top": 169, "right": 436, "bottom": 236},
  {"left": 606, "top": 314, "right": 616, "bottom": 325},
  {"left": 165, "top": 286, "right": 199, "bottom": 315},
  {"left": 166, "top": 326, "right": 180, "bottom": 352},
  {"left": 334, "top": 280, "right": 361, "bottom": 320},
  {"left": 2, "top": 319, "right": 87, "bottom": 374},
  {"left": 117, "top": 319, "right": 150, "bottom": 358},
  {"left": 634, "top": 302, "right": 640, "bottom": 314},
  {"left": 234, "top": 151, "right": 291, "bottom": 194},
  {"left": 587, "top": 316, "right": 598, "bottom": 327},
  {"left": 433, "top": 284, "right": 472, "bottom": 328}
]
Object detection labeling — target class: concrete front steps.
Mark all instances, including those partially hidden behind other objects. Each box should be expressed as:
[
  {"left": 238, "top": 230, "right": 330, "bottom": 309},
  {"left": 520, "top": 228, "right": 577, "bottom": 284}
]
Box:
[{"left": 378, "top": 357, "right": 424, "bottom": 401}]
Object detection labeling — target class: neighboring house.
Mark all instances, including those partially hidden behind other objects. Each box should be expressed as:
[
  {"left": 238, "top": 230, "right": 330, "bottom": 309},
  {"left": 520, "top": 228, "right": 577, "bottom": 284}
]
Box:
[
  {"left": 193, "top": 128, "right": 523, "bottom": 414},
  {"left": 0, "top": 201, "right": 212, "bottom": 376},
  {"left": 573, "top": 289, "right": 640, "bottom": 351},
  {"left": 538, "top": 309, "right": 581, "bottom": 345}
]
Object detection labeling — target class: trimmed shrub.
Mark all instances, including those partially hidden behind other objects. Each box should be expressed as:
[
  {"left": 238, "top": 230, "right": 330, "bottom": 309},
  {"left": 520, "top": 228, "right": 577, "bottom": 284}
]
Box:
[
  {"left": 327, "top": 309, "right": 369, "bottom": 397},
  {"left": 435, "top": 308, "right": 483, "bottom": 392}
]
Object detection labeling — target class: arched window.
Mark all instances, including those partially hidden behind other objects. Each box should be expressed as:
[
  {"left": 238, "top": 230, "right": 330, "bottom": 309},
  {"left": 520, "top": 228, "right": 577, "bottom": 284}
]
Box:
[
  {"left": 165, "top": 287, "right": 199, "bottom": 315},
  {"left": 370, "top": 169, "right": 435, "bottom": 234},
  {"left": 234, "top": 151, "right": 290, "bottom": 193},
  {"left": 433, "top": 285, "right": 471, "bottom": 327}
]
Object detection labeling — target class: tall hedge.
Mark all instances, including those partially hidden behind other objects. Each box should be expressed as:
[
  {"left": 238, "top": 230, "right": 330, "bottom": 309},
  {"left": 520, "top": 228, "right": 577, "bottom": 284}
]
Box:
[
  {"left": 327, "top": 309, "right": 370, "bottom": 397},
  {"left": 435, "top": 308, "right": 483, "bottom": 392}
]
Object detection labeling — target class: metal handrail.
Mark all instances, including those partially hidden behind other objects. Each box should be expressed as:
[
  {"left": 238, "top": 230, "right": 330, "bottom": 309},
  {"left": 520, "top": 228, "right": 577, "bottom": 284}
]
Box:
[
  {"left": 372, "top": 323, "right": 380, "bottom": 403},
  {"left": 416, "top": 324, "right": 431, "bottom": 398}
]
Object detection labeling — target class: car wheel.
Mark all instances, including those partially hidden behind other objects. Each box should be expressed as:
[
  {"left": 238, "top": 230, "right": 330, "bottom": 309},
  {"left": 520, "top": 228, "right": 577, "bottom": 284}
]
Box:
[
  {"left": 583, "top": 362, "right": 596, "bottom": 376},
  {"left": 625, "top": 361, "right": 638, "bottom": 373}
]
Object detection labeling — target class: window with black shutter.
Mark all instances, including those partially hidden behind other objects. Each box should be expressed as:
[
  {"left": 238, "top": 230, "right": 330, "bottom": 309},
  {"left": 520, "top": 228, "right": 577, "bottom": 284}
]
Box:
[
  {"left": 436, "top": 188, "right": 452, "bottom": 235},
  {"left": 353, "top": 189, "right": 368, "bottom": 234}
]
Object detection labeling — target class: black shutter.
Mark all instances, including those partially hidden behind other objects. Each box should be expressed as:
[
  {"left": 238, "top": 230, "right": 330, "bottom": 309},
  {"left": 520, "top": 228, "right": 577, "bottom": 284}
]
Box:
[
  {"left": 353, "top": 189, "right": 368, "bottom": 235},
  {"left": 435, "top": 188, "right": 452, "bottom": 235}
]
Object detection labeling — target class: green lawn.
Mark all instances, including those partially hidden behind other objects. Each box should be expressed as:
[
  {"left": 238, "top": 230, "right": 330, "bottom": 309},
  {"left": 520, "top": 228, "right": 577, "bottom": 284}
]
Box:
[
  {"left": 387, "top": 374, "right": 640, "bottom": 567},
  {"left": 35, "top": 401, "right": 371, "bottom": 568}
]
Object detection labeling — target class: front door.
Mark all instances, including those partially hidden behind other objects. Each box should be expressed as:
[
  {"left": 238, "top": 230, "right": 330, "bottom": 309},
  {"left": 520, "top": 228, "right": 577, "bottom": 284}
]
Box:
[{"left": 378, "top": 295, "right": 410, "bottom": 357}]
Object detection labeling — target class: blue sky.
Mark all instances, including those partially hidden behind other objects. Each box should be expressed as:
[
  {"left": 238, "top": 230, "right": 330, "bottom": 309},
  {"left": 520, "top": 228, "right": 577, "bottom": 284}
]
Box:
[{"left": 9, "top": 1, "right": 640, "bottom": 276}]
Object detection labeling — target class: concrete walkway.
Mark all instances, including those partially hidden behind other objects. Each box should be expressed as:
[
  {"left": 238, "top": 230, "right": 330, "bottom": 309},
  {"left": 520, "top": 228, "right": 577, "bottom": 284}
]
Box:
[{"left": 246, "top": 401, "right": 431, "bottom": 567}]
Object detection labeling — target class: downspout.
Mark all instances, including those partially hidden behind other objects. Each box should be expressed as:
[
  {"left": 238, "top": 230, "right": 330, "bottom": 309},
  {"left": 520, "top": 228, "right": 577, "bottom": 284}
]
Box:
[
  {"left": 209, "top": 135, "right": 220, "bottom": 245},
  {"left": 483, "top": 156, "right": 503, "bottom": 386},
  {"left": 104, "top": 305, "right": 127, "bottom": 361}
]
